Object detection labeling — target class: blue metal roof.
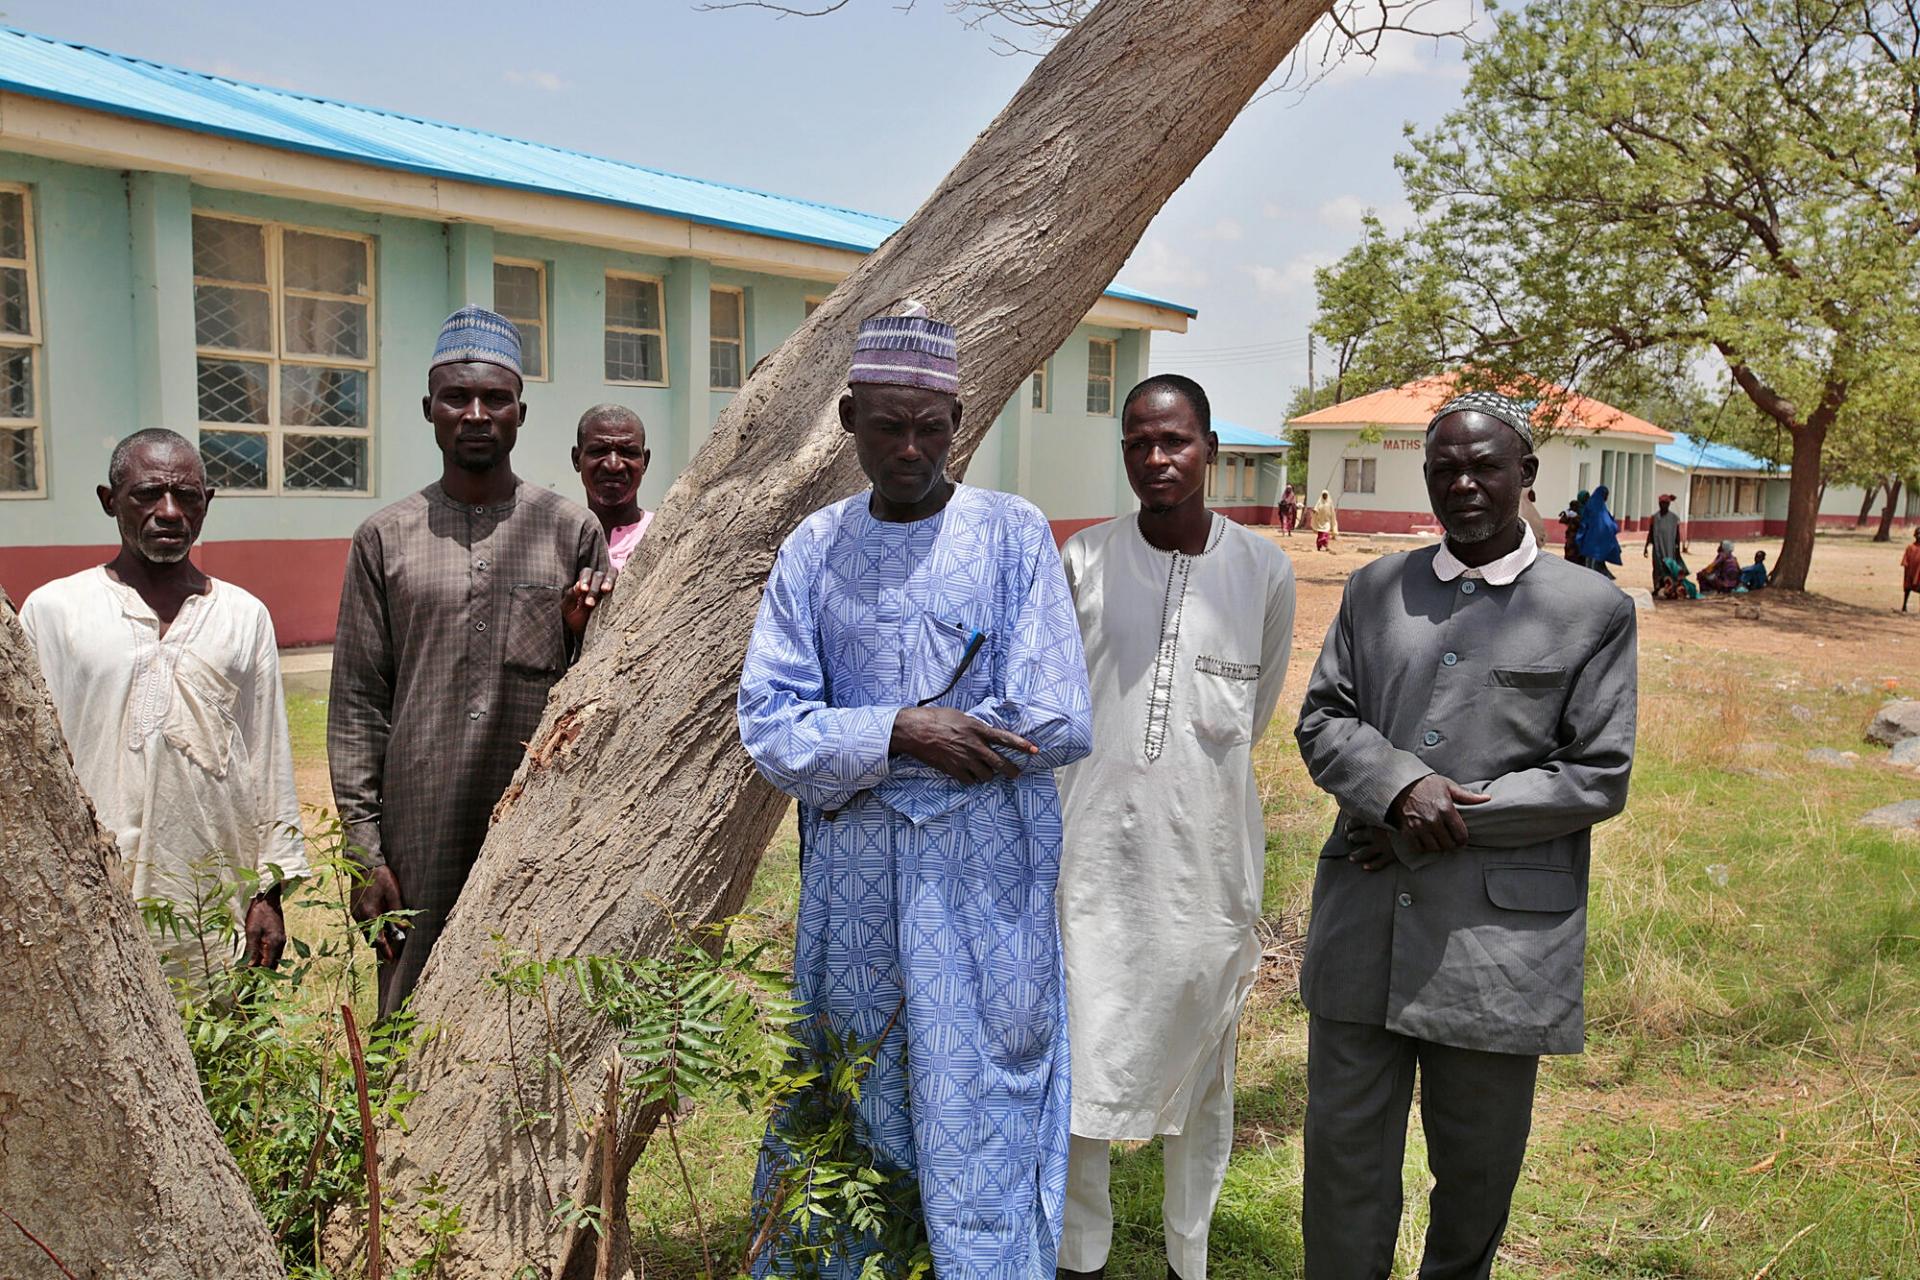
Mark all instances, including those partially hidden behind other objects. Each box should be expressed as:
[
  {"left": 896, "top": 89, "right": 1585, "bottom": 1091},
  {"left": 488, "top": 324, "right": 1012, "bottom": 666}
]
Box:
[
  {"left": 1214, "top": 419, "right": 1290, "bottom": 449},
  {"left": 1656, "top": 430, "right": 1783, "bottom": 474},
  {"left": 0, "top": 25, "right": 1195, "bottom": 317}
]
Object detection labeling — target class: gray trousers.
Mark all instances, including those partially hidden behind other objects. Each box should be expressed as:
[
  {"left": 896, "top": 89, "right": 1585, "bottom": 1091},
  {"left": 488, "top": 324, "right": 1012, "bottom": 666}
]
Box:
[{"left": 1303, "top": 1014, "right": 1539, "bottom": 1280}]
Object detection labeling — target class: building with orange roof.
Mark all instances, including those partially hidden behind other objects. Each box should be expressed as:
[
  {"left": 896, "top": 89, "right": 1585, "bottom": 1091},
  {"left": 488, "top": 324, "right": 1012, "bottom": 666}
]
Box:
[{"left": 1286, "top": 373, "right": 1674, "bottom": 541}]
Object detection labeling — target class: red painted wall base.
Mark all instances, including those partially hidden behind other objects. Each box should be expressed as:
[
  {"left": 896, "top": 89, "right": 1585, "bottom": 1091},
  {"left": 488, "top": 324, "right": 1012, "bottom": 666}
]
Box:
[{"left": 2, "top": 539, "right": 350, "bottom": 647}]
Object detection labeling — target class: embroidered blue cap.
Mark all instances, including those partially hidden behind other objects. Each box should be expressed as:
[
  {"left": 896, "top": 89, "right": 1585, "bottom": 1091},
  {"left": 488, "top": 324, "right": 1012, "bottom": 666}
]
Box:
[{"left": 431, "top": 305, "right": 522, "bottom": 378}]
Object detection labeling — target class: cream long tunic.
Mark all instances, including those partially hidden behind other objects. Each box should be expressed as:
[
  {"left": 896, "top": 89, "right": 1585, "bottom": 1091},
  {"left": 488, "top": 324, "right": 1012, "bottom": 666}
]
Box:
[
  {"left": 1058, "top": 514, "right": 1296, "bottom": 1139},
  {"left": 20, "top": 568, "right": 307, "bottom": 955}
]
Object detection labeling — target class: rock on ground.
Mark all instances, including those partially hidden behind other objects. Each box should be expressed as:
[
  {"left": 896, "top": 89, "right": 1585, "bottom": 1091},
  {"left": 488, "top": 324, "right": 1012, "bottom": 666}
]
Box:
[
  {"left": 1867, "top": 699, "right": 1920, "bottom": 748},
  {"left": 1859, "top": 800, "right": 1920, "bottom": 835},
  {"left": 1806, "top": 747, "right": 1859, "bottom": 768},
  {"left": 1891, "top": 738, "right": 1920, "bottom": 768}
]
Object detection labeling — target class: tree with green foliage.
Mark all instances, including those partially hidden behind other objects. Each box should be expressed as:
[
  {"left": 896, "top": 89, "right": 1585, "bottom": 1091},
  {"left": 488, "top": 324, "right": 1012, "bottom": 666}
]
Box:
[{"left": 1306, "top": 0, "right": 1920, "bottom": 589}]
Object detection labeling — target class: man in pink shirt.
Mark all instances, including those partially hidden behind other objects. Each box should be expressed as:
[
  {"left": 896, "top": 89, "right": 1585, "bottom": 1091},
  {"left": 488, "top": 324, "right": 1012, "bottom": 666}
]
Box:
[{"left": 571, "top": 404, "right": 653, "bottom": 570}]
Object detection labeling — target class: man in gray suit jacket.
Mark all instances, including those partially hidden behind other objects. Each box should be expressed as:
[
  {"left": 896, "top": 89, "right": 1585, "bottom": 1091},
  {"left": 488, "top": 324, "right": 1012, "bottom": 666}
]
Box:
[{"left": 1294, "top": 390, "right": 1637, "bottom": 1280}]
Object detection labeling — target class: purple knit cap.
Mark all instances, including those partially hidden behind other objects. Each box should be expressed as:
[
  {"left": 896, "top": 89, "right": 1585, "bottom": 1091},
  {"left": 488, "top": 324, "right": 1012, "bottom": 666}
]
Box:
[{"left": 848, "top": 299, "right": 959, "bottom": 393}]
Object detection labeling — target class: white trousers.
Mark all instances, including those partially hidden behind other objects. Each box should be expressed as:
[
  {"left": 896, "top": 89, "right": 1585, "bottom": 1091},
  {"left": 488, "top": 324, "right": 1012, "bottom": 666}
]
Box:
[{"left": 1059, "top": 1025, "right": 1238, "bottom": 1279}]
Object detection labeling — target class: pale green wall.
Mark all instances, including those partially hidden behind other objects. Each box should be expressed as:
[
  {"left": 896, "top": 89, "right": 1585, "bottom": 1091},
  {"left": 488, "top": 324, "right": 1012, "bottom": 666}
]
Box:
[{"left": 0, "top": 154, "right": 1167, "bottom": 551}]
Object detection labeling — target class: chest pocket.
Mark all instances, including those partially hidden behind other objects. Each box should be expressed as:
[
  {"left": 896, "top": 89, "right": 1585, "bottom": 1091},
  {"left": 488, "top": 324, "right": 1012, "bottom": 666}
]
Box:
[
  {"left": 1189, "top": 654, "right": 1259, "bottom": 749},
  {"left": 913, "top": 615, "right": 991, "bottom": 710},
  {"left": 161, "top": 648, "right": 240, "bottom": 779},
  {"left": 504, "top": 583, "right": 567, "bottom": 677}
]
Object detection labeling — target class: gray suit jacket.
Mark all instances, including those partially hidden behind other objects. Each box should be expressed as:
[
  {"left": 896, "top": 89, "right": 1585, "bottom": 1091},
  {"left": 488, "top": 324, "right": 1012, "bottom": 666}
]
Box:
[{"left": 1294, "top": 548, "right": 1637, "bottom": 1055}]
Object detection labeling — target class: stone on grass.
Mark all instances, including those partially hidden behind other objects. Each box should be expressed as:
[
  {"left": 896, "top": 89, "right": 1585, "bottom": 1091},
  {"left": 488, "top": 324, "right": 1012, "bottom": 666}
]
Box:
[
  {"left": 1789, "top": 704, "right": 1813, "bottom": 722},
  {"left": 1867, "top": 699, "right": 1920, "bottom": 748},
  {"left": 1805, "top": 747, "right": 1857, "bottom": 768},
  {"left": 1858, "top": 800, "right": 1920, "bottom": 836},
  {"left": 1890, "top": 738, "right": 1920, "bottom": 768}
]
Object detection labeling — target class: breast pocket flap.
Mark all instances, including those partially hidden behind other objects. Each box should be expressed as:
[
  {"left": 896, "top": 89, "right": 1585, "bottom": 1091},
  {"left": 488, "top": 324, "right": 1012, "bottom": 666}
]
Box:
[
  {"left": 1485, "top": 865, "right": 1579, "bottom": 913},
  {"left": 1488, "top": 665, "right": 1568, "bottom": 690}
]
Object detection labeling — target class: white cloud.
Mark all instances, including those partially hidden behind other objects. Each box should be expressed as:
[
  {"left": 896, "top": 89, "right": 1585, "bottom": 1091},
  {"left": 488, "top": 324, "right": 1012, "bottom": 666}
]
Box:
[
  {"left": 1248, "top": 251, "right": 1337, "bottom": 298},
  {"left": 1316, "top": 193, "right": 1416, "bottom": 236},
  {"left": 505, "top": 70, "right": 571, "bottom": 93},
  {"left": 1122, "top": 238, "right": 1211, "bottom": 291},
  {"left": 1197, "top": 216, "right": 1245, "bottom": 243}
]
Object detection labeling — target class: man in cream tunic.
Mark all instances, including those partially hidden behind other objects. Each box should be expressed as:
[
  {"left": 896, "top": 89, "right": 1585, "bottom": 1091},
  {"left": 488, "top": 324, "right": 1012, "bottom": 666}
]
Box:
[{"left": 1057, "top": 375, "right": 1296, "bottom": 1280}]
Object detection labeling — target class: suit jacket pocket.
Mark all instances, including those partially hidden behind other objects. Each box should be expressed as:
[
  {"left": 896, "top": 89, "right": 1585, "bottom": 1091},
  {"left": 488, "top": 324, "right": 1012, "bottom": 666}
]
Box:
[
  {"left": 1485, "top": 864, "right": 1579, "bottom": 913},
  {"left": 504, "top": 582, "right": 566, "bottom": 676}
]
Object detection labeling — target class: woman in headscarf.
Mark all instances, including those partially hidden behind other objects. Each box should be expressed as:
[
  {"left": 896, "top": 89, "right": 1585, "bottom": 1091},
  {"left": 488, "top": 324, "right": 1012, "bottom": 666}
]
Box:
[
  {"left": 1573, "top": 485, "right": 1622, "bottom": 577},
  {"left": 1279, "top": 483, "right": 1298, "bottom": 536},
  {"left": 1699, "top": 540, "right": 1743, "bottom": 593},
  {"left": 1558, "top": 489, "right": 1588, "bottom": 561},
  {"left": 1311, "top": 489, "right": 1338, "bottom": 551}
]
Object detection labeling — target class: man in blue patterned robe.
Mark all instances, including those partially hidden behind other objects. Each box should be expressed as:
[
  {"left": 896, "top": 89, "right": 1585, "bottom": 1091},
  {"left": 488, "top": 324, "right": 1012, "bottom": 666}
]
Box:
[{"left": 737, "top": 303, "right": 1092, "bottom": 1278}]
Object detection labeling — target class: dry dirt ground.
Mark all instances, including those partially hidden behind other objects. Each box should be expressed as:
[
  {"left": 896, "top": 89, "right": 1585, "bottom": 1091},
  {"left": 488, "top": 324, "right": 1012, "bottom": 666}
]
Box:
[{"left": 1266, "top": 525, "right": 1918, "bottom": 696}]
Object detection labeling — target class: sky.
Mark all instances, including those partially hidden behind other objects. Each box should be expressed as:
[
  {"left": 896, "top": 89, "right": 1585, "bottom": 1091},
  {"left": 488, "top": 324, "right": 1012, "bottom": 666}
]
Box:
[{"left": 16, "top": 0, "right": 1481, "bottom": 433}]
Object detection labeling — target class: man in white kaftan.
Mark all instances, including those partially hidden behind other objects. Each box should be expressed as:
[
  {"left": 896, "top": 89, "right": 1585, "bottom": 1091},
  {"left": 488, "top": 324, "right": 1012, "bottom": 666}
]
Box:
[
  {"left": 20, "top": 429, "right": 305, "bottom": 981},
  {"left": 1056, "top": 375, "right": 1296, "bottom": 1280}
]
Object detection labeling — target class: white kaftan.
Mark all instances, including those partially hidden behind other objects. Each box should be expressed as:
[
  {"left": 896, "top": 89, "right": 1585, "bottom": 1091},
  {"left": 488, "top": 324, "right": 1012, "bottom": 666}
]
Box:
[
  {"left": 1057, "top": 514, "right": 1295, "bottom": 1141},
  {"left": 21, "top": 569, "right": 307, "bottom": 964}
]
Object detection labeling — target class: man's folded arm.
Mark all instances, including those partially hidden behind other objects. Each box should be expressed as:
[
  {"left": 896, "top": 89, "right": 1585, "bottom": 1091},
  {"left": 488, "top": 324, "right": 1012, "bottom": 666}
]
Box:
[
  {"left": 960, "top": 517, "right": 1092, "bottom": 773},
  {"left": 1295, "top": 588, "right": 1433, "bottom": 824},
  {"left": 737, "top": 538, "right": 894, "bottom": 812}
]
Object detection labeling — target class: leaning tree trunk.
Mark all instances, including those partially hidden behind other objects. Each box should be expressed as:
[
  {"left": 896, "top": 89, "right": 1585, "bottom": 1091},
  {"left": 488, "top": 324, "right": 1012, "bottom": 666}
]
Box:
[
  {"left": 0, "top": 600, "right": 286, "bottom": 1278},
  {"left": 375, "top": 0, "right": 1328, "bottom": 1273}
]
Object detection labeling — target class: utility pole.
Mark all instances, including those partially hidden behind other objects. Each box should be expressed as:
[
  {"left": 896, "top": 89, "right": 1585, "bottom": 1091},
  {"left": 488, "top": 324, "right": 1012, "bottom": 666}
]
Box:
[{"left": 1307, "top": 331, "right": 1316, "bottom": 403}]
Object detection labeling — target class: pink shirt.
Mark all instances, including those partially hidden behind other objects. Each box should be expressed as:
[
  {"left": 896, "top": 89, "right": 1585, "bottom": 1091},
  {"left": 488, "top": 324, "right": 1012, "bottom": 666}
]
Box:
[{"left": 606, "top": 509, "right": 653, "bottom": 571}]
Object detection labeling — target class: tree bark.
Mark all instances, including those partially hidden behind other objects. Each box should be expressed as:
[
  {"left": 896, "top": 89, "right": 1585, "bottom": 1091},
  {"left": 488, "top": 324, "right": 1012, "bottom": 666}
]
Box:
[
  {"left": 1775, "top": 423, "right": 1828, "bottom": 589},
  {"left": 1856, "top": 482, "right": 1877, "bottom": 527},
  {"left": 0, "top": 599, "right": 286, "bottom": 1278},
  {"left": 375, "top": 0, "right": 1327, "bottom": 1273},
  {"left": 1875, "top": 477, "right": 1903, "bottom": 542}
]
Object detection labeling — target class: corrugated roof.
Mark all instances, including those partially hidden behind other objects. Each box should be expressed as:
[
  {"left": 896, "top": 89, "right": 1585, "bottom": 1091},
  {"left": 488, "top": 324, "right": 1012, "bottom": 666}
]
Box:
[
  {"left": 1288, "top": 371, "right": 1673, "bottom": 441},
  {"left": 1656, "top": 430, "right": 1784, "bottom": 474},
  {"left": 0, "top": 25, "right": 1194, "bottom": 316},
  {"left": 1214, "top": 419, "right": 1290, "bottom": 449}
]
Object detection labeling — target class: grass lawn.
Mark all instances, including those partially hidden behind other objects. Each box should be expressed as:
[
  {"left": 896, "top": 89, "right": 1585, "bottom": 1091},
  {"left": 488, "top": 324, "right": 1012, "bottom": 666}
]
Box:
[{"left": 280, "top": 534, "right": 1920, "bottom": 1278}]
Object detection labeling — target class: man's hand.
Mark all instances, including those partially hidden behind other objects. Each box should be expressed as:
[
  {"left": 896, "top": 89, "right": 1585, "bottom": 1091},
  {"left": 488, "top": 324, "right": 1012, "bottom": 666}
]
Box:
[
  {"left": 563, "top": 567, "right": 617, "bottom": 636},
  {"left": 243, "top": 892, "right": 288, "bottom": 968},
  {"left": 351, "top": 864, "right": 406, "bottom": 964},
  {"left": 890, "top": 706, "right": 1037, "bottom": 784},
  {"left": 1343, "top": 818, "right": 1395, "bottom": 872},
  {"left": 1390, "top": 773, "right": 1491, "bottom": 854}
]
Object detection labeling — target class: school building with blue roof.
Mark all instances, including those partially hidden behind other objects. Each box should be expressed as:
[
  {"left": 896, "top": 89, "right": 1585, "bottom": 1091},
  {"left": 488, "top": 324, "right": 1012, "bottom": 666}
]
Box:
[
  {"left": 1652, "top": 430, "right": 1908, "bottom": 544},
  {"left": 0, "top": 25, "right": 1196, "bottom": 642}
]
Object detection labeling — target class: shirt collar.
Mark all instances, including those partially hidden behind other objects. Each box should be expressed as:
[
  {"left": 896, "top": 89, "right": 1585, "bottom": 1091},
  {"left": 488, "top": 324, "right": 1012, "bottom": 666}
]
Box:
[{"left": 1433, "top": 521, "right": 1539, "bottom": 586}]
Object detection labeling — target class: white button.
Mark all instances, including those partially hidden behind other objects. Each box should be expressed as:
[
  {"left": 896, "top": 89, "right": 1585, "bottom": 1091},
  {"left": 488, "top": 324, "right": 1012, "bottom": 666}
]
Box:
[
  {"left": 475, "top": 621, "right": 488, "bottom": 632},
  {"left": 1462, "top": 580, "right": 1477, "bottom": 595},
  {"left": 1443, "top": 652, "right": 1459, "bottom": 666},
  {"left": 1423, "top": 730, "right": 1440, "bottom": 746},
  {"left": 1398, "top": 892, "right": 1413, "bottom": 908},
  {"left": 468, "top": 710, "right": 480, "bottom": 720}
]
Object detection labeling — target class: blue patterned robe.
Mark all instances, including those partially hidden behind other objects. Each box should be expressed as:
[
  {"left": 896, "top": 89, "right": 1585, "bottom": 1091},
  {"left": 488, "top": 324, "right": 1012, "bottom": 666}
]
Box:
[{"left": 738, "top": 484, "right": 1092, "bottom": 1278}]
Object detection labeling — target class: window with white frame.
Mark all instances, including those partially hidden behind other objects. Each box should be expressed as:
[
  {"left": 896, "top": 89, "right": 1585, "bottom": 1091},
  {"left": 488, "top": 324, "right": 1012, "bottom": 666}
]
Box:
[
  {"left": 0, "top": 186, "right": 42, "bottom": 496},
  {"left": 1086, "top": 338, "right": 1116, "bottom": 415},
  {"left": 710, "top": 287, "right": 744, "bottom": 389},
  {"left": 192, "top": 214, "right": 374, "bottom": 493},
  {"left": 493, "top": 259, "right": 548, "bottom": 380},
  {"left": 1030, "top": 363, "right": 1049, "bottom": 412},
  {"left": 1343, "top": 457, "right": 1376, "bottom": 494},
  {"left": 605, "top": 273, "right": 666, "bottom": 384}
]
